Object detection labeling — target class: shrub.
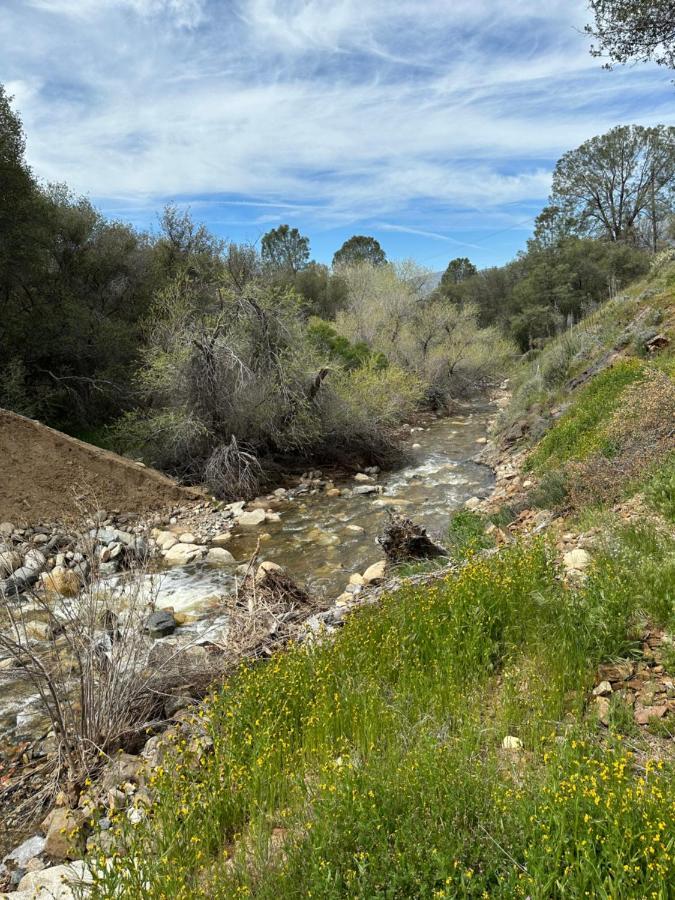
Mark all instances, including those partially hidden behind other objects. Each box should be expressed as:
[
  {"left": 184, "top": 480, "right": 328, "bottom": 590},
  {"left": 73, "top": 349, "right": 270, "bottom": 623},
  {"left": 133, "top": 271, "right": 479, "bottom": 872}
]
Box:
[
  {"left": 317, "top": 362, "right": 425, "bottom": 463},
  {"left": 446, "top": 509, "right": 494, "bottom": 559},
  {"left": 527, "top": 470, "right": 568, "bottom": 509}
]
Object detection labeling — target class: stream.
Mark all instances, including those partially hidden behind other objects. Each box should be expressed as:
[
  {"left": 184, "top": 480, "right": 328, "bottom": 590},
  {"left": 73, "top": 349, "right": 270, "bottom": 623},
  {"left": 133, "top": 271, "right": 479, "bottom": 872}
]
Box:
[{"left": 0, "top": 404, "right": 494, "bottom": 748}]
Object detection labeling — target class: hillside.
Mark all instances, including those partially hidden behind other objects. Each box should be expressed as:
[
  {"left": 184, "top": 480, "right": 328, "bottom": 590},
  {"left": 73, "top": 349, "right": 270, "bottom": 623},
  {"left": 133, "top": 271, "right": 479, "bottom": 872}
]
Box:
[
  {"left": 0, "top": 409, "right": 202, "bottom": 523},
  {"left": 79, "top": 257, "right": 675, "bottom": 899}
]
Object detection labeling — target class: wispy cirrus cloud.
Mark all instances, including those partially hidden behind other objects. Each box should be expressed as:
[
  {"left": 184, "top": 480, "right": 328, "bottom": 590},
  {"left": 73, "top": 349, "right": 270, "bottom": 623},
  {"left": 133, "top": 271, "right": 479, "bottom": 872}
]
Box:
[{"left": 1, "top": 0, "right": 672, "bottom": 264}]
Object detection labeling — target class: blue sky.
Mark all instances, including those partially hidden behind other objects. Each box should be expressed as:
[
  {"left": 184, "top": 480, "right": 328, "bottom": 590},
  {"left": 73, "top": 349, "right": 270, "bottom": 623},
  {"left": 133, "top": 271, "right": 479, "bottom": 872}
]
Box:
[{"left": 2, "top": 0, "right": 673, "bottom": 269}]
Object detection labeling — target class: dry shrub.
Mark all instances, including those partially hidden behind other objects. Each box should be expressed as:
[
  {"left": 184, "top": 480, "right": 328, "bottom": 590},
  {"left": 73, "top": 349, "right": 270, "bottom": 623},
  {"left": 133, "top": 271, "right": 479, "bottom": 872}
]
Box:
[
  {"left": 226, "top": 555, "right": 322, "bottom": 659},
  {"left": 0, "top": 530, "right": 221, "bottom": 821},
  {"left": 567, "top": 368, "right": 675, "bottom": 507},
  {"left": 204, "top": 436, "right": 264, "bottom": 500}
]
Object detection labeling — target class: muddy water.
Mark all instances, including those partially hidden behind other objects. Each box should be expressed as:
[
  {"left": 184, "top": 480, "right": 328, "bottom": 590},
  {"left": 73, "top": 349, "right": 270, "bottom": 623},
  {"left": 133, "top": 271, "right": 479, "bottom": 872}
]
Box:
[{"left": 0, "top": 404, "right": 494, "bottom": 746}]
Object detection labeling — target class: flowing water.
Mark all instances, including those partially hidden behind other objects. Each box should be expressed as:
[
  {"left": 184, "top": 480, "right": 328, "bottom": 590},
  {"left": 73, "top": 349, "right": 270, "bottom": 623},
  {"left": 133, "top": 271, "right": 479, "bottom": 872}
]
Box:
[{"left": 0, "top": 404, "right": 494, "bottom": 747}]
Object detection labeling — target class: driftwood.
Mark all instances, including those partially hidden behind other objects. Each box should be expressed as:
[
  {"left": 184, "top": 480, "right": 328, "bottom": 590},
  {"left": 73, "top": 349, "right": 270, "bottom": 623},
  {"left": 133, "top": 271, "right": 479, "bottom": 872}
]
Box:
[
  {"left": 226, "top": 547, "right": 323, "bottom": 659},
  {"left": 378, "top": 512, "right": 447, "bottom": 563}
]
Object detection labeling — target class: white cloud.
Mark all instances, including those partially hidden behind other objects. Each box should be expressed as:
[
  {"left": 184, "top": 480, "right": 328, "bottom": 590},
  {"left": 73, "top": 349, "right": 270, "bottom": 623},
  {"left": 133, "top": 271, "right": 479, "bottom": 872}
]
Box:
[{"left": 2, "top": 0, "right": 672, "bottom": 233}]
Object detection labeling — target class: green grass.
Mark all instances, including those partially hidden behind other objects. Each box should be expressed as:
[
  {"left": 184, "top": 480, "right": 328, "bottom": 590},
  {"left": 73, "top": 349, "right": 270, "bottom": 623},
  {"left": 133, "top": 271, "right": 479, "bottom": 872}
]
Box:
[
  {"left": 88, "top": 525, "right": 675, "bottom": 899},
  {"left": 644, "top": 451, "right": 675, "bottom": 523},
  {"left": 526, "top": 359, "right": 645, "bottom": 472},
  {"left": 446, "top": 509, "right": 495, "bottom": 560}
]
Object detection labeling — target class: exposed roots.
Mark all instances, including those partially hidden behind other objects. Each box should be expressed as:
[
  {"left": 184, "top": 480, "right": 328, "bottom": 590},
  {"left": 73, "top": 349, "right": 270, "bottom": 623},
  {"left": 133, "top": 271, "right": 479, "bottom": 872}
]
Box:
[{"left": 378, "top": 511, "right": 447, "bottom": 563}]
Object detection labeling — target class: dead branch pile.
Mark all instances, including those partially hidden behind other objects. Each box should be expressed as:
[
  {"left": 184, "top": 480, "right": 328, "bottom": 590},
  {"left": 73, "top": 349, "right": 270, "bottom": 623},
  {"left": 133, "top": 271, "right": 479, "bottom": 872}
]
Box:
[
  {"left": 378, "top": 512, "right": 447, "bottom": 563},
  {"left": 226, "top": 558, "right": 322, "bottom": 659}
]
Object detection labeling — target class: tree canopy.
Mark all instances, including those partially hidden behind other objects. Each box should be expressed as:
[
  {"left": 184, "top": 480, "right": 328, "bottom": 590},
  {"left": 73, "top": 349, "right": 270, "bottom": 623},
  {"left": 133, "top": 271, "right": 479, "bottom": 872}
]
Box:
[
  {"left": 586, "top": 1, "right": 675, "bottom": 69},
  {"left": 440, "top": 257, "right": 477, "bottom": 291},
  {"left": 541, "top": 125, "right": 675, "bottom": 249},
  {"left": 332, "top": 235, "right": 387, "bottom": 269},
  {"left": 261, "top": 224, "right": 310, "bottom": 275}
]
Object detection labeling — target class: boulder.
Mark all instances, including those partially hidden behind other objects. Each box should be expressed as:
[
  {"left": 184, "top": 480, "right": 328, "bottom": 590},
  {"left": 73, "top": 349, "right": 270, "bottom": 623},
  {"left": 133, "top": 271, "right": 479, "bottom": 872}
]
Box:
[
  {"left": 354, "top": 473, "right": 374, "bottom": 483},
  {"left": 501, "top": 735, "right": 523, "bottom": 750},
  {"left": 255, "top": 561, "right": 284, "bottom": 584},
  {"left": 178, "top": 532, "right": 197, "bottom": 544},
  {"left": 595, "top": 696, "right": 611, "bottom": 726},
  {"left": 237, "top": 509, "right": 267, "bottom": 527},
  {"left": 464, "top": 497, "right": 481, "bottom": 511},
  {"left": 349, "top": 573, "right": 365, "bottom": 586},
  {"left": 362, "top": 560, "right": 386, "bottom": 585},
  {"left": 145, "top": 610, "right": 176, "bottom": 639},
  {"left": 100, "top": 752, "right": 142, "bottom": 791},
  {"left": 0, "top": 546, "right": 22, "bottom": 577},
  {"left": 41, "top": 568, "right": 80, "bottom": 599},
  {"left": 210, "top": 532, "right": 232, "bottom": 547},
  {"left": 163, "top": 543, "right": 205, "bottom": 566},
  {"left": 206, "top": 547, "right": 236, "bottom": 566},
  {"left": 17, "top": 862, "right": 91, "bottom": 898},
  {"left": 592, "top": 681, "right": 612, "bottom": 697},
  {"left": 563, "top": 548, "right": 591, "bottom": 572},
  {"left": 23, "top": 549, "right": 47, "bottom": 572},
  {"left": 1, "top": 835, "right": 46, "bottom": 871},
  {"left": 353, "top": 485, "right": 381, "bottom": 496},
  {"left": 155, "top": 531, "right": 178, "bottom": 551},
  {"left": 42, "top": 809, "right": 86, "bottom": 861},
  {"left": 2, "top": 565, "right": 40, "bottom": 596}
]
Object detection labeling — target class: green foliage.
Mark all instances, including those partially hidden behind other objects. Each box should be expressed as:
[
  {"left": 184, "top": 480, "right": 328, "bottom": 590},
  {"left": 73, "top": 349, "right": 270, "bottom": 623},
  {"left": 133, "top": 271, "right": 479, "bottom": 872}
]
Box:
[
  {"left": 320, "top": 362, "right": 425, "bottom": 462},
  {"left": 441, "top": 236, "right": 650, "bottom": 351},
  {"left": 526, "top": 359, "right": 645, "bottom": 471},
  {"left": 332, "top": 235, "right": 386, "bottom": 269},
  {"left": 307, "top": 318, "right": 386, "bottom": 370},
  {"left": 446, "top": 509, "right": 494, "bottom": 559},
  {"left": 292, "top": 263, "right": 348, "bottom": 319},
  {"left": 586, "top": 0, "right": 675, "bottom": 69},
  {"left": 545, "top": 125, "right": 675, "bottom": 246},
  {"left": 89, "top": 526, "right": 675, "bottom": 898},
  {"left": 337, "top": 261, "right": 514, "bottom": 405},
  {"left": 261, "top": 224, "right": 310, "bottom": 275},
  {"left": 439, "top": 256, "right": 477, "bottom": 292},
  {"left": 644, "top": 451, "right": 675, "bottom": 521},
  {"left": 527, "top": 470, "right": 569, "bottom": 509}
]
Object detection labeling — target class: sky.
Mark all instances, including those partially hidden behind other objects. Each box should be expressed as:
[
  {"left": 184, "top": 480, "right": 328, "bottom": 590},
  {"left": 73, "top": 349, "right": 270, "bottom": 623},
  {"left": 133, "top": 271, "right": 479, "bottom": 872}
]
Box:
[{"left": 1, "top": 1, "right": 673, "bottom": 270}]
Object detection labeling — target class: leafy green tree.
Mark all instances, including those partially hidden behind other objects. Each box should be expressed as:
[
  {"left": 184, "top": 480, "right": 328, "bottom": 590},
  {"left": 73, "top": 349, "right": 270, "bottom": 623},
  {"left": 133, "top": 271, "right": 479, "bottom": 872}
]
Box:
[
  {"left": 586, "top": 1, "right": 675, "bottom": 70},
  {"left": 332, "top": 235, "right": 386, "bottom": 269},
  {"left": 546, "top": 125, "right": 675, "bottom": 248},
  {"left": 292, "top": 262, "right": 348, "bottom": 319},
  {"left": 0, "top": 86, "right": 44, "bottom": 314},
  {"left": 440, "top": 257, "right": 477, "bottom": 290},
  {"left": 261, "top": 224, "right": 310, "bottom": 275}
]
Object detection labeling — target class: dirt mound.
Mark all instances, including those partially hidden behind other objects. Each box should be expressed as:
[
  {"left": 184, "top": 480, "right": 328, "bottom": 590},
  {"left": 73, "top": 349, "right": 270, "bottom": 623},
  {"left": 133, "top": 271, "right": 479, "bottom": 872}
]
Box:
[{"left": 0, "top": 408, "right": 202, "bottom": 524}]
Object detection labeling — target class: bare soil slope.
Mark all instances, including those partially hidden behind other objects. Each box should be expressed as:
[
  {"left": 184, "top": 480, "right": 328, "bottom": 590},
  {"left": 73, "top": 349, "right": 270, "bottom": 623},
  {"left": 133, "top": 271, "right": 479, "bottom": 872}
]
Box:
[{"left": 0, "top": 408, "right": 202, "bottom": 523}]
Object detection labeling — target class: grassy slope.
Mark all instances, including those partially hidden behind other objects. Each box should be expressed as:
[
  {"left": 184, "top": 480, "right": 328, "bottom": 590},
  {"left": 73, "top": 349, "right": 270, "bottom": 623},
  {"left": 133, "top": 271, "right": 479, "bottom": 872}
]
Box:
[{"left": 89, "top": 259, "right": 675, "bottom": 899}]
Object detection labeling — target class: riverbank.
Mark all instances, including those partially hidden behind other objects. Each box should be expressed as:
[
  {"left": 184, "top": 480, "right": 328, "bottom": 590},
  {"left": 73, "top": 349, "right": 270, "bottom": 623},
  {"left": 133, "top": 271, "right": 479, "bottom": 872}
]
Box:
[
  {"left": 0, "top": 401, "right": 498, "bottom": 883},
  {"left": 65, "top": 263, "right": 675, "bottom": 899}
]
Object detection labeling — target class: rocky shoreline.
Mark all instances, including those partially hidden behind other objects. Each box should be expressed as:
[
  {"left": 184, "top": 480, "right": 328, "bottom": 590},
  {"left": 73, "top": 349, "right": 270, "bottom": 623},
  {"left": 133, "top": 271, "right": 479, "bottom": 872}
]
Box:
[{"left": 0, "top": 407, "right": 499, "bottom": 896}]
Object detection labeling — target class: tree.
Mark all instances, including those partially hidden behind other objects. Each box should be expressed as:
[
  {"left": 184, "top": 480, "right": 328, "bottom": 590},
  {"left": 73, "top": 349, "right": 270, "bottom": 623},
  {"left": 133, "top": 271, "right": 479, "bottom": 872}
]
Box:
[
  {"left": 586, "top": 1, "right": 675, "bottom": 70},
  {"left": 292, "top": 262, "right": 349, "bottom": 319},
  {"left": 261, "top": 224, "right": 310, "bottom": 275},
  {"left": 332, "top": 235, "right": 386, "bottom": 269},
  {"left": 546, "top": 125, "right": 675, "bottom": 248},
  {"left": 440, "top": 257, "right": 477, "bottom": 290}
]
